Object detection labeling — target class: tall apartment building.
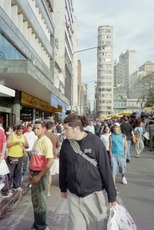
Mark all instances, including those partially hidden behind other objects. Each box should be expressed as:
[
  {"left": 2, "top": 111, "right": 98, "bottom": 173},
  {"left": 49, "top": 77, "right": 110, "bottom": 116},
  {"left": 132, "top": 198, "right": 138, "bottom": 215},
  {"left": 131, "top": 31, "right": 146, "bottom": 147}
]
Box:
[
  {"left": 54, "top": 0, "right": 78, "bottom": 115},
  {"left": 54, "top": 0, "right": 79, "bottom": 113},
  {"left": 114, "top": 50, "right": 137, "bottom": 98},
  {"left": 96, "top": 25, "right": 114, "bottom": 117},
  {"left": 80, "top": 83, "right": 88, "bottom": 115},
  {"left": 0, "top": 0, "right": 78, "bottom": 126}
]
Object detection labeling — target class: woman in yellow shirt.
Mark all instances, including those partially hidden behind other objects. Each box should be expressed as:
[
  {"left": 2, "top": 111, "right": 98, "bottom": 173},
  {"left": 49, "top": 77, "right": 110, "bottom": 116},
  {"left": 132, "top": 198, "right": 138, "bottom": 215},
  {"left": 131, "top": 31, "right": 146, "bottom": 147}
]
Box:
[{"left": 7, "top": 124, "right": 29, "bottom": 191}]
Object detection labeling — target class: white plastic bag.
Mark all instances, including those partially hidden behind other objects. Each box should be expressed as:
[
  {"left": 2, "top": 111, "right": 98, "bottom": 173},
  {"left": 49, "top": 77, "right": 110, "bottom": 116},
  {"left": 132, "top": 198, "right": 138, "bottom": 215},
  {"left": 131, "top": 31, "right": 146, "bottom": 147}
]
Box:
[
  {"left": 107, "top": 204, "right": 137, "bottom": 230},
  {"left": 0, "top": 160, "right": 9, "bottom": 175},
  {"left": 143, "top": 131, "right": 149, "bottom": 140},
  {"left": 50, "top": 158, "right": 59, "bottom": 175}
]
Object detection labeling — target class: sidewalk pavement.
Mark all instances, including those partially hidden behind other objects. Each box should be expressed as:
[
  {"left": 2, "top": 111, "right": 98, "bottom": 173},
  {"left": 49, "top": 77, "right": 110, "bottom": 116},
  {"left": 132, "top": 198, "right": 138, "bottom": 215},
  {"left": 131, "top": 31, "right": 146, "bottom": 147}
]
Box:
[{"left": 0, "top": 174, "right": 29, "bottom": 219}]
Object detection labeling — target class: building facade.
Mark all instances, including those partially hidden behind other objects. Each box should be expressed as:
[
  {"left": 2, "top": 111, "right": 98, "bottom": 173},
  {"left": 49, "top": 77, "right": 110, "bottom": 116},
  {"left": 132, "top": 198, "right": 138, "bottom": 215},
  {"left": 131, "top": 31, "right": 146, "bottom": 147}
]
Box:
[
  {"left": 0, "top": 0, "right": 78, "bottom": 127},
  {"left": 80, "top": 83, "right": 89, "bottom": 115},
  {"left": 114, "top": 50, "right": 137, "bottom": 98},
  {"left": 96, "top": 25, "right": 114, "bottom": 118}
]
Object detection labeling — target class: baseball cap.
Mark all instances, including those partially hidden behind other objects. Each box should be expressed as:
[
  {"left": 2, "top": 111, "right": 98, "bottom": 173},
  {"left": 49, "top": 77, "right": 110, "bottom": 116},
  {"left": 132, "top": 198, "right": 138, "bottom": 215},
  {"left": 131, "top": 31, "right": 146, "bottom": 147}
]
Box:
[{"left": 113, "top": 122, "right": 120, "bottom": 127}]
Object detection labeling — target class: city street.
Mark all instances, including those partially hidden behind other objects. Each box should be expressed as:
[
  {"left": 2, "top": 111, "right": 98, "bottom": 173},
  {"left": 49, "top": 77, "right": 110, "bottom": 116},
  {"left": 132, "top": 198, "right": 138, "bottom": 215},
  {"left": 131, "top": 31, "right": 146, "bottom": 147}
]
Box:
[{"left": 0, "top": 145, "right": 154, "bottom": 230}]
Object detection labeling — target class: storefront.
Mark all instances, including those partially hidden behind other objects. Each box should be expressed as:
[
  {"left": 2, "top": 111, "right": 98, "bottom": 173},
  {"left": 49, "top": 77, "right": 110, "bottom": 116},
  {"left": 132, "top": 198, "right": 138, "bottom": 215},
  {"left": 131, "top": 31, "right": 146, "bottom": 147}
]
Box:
[
  {"left": 0, "top": 84, "right": 15, "bottom": 128},
  {"left": 50, "top": 93, "right": 68, "bottom": 121},
  {"left": 20, "top": 91, "right": 54, "bottom": 122}
]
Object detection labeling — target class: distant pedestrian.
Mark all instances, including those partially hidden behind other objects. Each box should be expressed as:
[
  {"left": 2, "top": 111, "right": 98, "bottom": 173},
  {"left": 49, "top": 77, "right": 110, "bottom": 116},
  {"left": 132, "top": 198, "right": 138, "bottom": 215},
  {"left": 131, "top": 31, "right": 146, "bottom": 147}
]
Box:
[
  {"left": 134, "top": 120, "right": 144, "bottom": 158},
  {"left": 100, "top": 125, "right": 111, "bottom": 165},
  {"left": 23, "top": 124, "right": 37, "bottom": 175},
  {"left": 147, "top": 120, "right": 154, "bottom": 151},
  {"left": 84, "top": 119, "right": 95, "bottom": 134},
  {"left": 0, "top": 128, "right": 12, "bottom": 198},
  {"left": 59, "top": 113, "right": 117, "bottom": 230},
  {"left": 28, "top": 120, "right": 54, "bottom": 230},
  {"left": 120, "top": 117, "right": 135, "bottom": 162},
  {"left": 95, "top": 121, "right": 102, "bottom": 137},
  {"left": 109, "top": 122, "right": 128, "bottom": 187},
  {"left": 45, "top": 121, "right": 60, "bottom": 197},
  {"left": 56, "top": 122, "right": 63, "bottom": 134}
]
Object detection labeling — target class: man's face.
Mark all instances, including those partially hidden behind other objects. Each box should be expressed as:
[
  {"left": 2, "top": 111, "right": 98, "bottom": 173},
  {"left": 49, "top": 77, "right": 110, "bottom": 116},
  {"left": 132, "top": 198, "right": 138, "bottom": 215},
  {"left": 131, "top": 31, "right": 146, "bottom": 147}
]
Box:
[
  {"left": 28, "top": 126, "right": 32, "bottom": 132},
  {"left": 34, "top": 124, "right": 45, "bottom": 137},
  {"left": 113, "top": 125, "right": 120, "bottom": 134},
  {"left": 63, "top": 123, "right": 77, "bottom": 140}
]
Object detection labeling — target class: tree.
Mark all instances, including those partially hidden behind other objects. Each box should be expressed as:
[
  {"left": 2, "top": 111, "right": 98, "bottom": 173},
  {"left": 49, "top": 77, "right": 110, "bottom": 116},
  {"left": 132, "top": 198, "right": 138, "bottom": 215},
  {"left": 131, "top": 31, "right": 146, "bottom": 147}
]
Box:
[
  {"left": 145, "top": 90, "right": 154, "bottom": 107},
  {"left": 138, "top": 73, "right": 154, "bottom": 108}
]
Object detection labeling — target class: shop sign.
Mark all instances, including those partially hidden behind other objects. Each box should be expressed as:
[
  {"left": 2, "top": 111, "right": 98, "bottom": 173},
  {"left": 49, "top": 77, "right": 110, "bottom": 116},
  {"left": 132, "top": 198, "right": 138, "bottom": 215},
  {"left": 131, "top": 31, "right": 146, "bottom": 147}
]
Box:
[
  {"left": 0, "top": 106, "right": 11, "bottom": 113},
  {"left": 52, "top": 105, "right": 62, "bottom": 112},
  {"left": 21, "top": 92, "right": 53, "bottom": 112}
]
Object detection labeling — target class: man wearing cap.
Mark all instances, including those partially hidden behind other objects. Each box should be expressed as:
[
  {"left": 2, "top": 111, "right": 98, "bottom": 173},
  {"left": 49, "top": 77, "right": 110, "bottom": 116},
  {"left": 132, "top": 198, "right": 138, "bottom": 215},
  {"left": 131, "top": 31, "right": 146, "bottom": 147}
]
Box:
[
  {"left": 109, "top": 122, "right": 128, "bottom": 187},
  {"left": 120, "top": 117, "right": 135, "bottom": 162}
]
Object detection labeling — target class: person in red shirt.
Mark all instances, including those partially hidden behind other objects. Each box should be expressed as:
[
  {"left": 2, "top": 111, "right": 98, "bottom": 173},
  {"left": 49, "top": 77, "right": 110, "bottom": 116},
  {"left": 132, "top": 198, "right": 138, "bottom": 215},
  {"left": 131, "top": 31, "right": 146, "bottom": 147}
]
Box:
[{"left": 0, "top": 129, "right": 12, "bottom": 198}]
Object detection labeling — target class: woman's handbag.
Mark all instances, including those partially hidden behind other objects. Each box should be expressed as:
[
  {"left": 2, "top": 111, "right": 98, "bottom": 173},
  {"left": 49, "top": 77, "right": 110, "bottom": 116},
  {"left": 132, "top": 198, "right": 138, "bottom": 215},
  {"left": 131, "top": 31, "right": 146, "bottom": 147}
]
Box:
[
  {"left": 0, "top": 159, "right": 10, "bottom": 175},
  {"left": 133, "top": 131, "right": 139, "bottom": 143},
  {"left": 107, "top": 204, "right": 137, "bottom": 230}
]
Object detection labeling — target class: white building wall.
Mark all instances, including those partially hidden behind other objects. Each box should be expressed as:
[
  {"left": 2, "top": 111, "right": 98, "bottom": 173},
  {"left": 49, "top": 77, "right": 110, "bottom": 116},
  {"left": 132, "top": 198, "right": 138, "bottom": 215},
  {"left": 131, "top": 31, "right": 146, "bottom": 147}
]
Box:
[
  {"left": 53, "top": 0, "right": 78, "bottom": 111},
  {"left": 1, "top": 0, "right": 53, "bottom": 69},
  {"left": 114, "top": 50, "right": 137, "bottom": 98}
]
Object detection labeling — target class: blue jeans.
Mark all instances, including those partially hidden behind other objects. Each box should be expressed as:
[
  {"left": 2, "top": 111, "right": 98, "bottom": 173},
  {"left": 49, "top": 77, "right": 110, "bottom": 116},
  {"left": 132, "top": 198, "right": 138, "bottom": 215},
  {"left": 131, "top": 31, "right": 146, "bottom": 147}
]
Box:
[
  {"left": 126, "top": 140, "right": 131, "bottom": 161},
  {"left": 112, "top": 155, "right": 126, "bottom": 176}
]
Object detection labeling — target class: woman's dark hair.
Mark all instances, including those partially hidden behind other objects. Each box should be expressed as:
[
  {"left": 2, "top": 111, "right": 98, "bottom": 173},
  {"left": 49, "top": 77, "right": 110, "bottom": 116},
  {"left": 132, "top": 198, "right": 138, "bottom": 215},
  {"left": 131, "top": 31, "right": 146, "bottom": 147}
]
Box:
[
  {"left": 102, "top": 125, "right": 110, "bottom": 134},
  {"left": 16, "top": 124, "right": 24, "bottom": 130},
  {"left": 63, "top": 113, "right": 89, "bottom": 131}
]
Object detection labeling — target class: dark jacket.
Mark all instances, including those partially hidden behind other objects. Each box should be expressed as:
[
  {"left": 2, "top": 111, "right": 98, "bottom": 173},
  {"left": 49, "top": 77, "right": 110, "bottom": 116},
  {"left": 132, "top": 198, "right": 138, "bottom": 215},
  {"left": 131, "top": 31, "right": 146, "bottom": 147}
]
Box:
[
  {"left": 120, "top": 122, "right": 133, "bottom": 140},
  {"left": 59, "top": 132, "right": 116, "bottom": 203}
]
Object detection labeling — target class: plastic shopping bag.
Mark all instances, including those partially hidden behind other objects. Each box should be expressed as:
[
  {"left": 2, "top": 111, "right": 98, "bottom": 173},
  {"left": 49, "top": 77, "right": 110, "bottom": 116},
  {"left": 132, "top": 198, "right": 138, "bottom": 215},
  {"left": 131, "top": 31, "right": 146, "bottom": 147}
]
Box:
[
  {"left": 0, "top": 159, "right": 9, "bottom": 175},
  {"left": 107, "top": 204, "right": 137, "bottom": 230}
]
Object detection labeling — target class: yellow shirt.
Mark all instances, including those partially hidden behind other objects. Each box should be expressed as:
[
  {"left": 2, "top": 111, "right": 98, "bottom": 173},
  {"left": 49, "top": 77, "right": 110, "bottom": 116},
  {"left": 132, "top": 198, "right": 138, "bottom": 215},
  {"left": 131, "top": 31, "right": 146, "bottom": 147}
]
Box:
[{"left": 8, "top": 133, "right": 25, "bottom": 157}]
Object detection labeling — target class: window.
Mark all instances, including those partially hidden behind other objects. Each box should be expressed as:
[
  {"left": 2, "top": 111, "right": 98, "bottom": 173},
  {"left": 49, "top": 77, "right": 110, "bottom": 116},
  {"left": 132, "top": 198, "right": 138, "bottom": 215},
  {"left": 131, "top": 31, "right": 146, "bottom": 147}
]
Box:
[{"left": 0, "top": 33, "right": 26, "bottom": 60}]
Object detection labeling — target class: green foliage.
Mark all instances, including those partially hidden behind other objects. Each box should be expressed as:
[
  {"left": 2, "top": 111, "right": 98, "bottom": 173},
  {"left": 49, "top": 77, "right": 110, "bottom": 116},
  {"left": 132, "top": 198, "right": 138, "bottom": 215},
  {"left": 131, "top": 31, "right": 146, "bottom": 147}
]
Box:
[{"left": 145, "top": 89, "right": 154, "bottom": 107}]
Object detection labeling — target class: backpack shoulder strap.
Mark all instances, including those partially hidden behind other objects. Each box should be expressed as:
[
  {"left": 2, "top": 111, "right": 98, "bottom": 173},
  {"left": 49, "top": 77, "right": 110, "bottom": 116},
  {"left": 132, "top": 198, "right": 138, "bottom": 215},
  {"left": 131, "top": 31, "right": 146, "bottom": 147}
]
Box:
[{"left": 69, "top": 140, "right": 98, "bottom": 168}]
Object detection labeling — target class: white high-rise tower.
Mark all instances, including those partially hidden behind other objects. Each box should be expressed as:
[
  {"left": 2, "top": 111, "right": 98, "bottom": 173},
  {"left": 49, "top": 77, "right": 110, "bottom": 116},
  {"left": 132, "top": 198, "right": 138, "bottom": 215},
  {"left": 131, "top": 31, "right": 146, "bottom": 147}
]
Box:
[{"left": 96, "top": 25, "right": 114, "bottom": 118}]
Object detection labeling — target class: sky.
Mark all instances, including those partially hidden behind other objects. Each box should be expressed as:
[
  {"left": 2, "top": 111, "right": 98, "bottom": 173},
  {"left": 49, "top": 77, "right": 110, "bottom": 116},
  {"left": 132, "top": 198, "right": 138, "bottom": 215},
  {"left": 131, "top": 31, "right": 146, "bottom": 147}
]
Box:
[{"left": 74, "top": 0, "right": 154, "bottom": 104}]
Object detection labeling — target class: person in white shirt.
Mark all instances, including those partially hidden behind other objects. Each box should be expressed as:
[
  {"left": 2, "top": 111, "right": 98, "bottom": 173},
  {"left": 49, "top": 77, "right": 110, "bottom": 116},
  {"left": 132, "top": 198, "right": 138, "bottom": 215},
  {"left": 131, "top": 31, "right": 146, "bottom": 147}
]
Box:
[
  {"left": 84, "top": 120, "right": 95, "bottom": 134},
  {"left": 23, "top": 123, "right": 37, "bottom": 175},
  {"left": 100, "top": 125, "right": 111, "bottom": 165}
]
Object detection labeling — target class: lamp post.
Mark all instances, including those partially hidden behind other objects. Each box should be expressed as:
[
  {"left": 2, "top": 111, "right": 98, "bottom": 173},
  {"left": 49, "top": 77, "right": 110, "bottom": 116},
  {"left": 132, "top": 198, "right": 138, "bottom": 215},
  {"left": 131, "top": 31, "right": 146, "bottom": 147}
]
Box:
[{"left": 70, "top": 46, "right": 100, "bottom": 113}]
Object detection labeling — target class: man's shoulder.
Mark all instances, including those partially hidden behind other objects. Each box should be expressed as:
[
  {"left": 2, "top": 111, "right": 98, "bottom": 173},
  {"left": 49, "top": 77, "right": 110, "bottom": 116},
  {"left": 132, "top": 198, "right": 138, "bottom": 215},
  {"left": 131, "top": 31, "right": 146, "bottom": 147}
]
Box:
[{"left": 46, "top": 131, "right": 57, "bottom": 138}]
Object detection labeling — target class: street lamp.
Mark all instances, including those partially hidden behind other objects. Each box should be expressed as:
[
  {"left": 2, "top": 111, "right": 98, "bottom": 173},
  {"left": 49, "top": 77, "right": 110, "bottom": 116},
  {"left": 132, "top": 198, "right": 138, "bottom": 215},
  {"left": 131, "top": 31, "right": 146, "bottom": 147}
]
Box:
[
  {"left": 70, "top": 44, "right": 111, "bottom": 114},
  {"left": 70, "top": 46, "right": 100, "bottom": 113}
]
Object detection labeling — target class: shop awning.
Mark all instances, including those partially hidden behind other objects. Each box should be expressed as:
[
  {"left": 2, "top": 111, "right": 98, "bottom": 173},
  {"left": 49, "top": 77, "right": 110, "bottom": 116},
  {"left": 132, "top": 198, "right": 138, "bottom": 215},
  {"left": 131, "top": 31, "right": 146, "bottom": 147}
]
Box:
[{"left": 0, "top": 84, "right": 15, "bottom": 97}]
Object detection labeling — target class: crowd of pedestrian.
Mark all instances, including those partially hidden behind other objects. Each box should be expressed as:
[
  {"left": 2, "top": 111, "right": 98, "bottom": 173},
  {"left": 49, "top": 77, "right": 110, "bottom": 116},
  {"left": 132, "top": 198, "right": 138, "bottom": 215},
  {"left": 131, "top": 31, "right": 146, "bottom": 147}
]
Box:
[{"left": 0, "top": 113, "right": 154, "bottom": 230}]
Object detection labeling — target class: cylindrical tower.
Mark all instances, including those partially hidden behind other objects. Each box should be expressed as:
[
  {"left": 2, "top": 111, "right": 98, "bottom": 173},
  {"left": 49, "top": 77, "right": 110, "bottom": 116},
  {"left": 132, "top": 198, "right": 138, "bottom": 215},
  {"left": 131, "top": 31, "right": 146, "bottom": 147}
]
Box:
[{"left": 96, "top": 25, "right": 114, "bottom": 118}]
